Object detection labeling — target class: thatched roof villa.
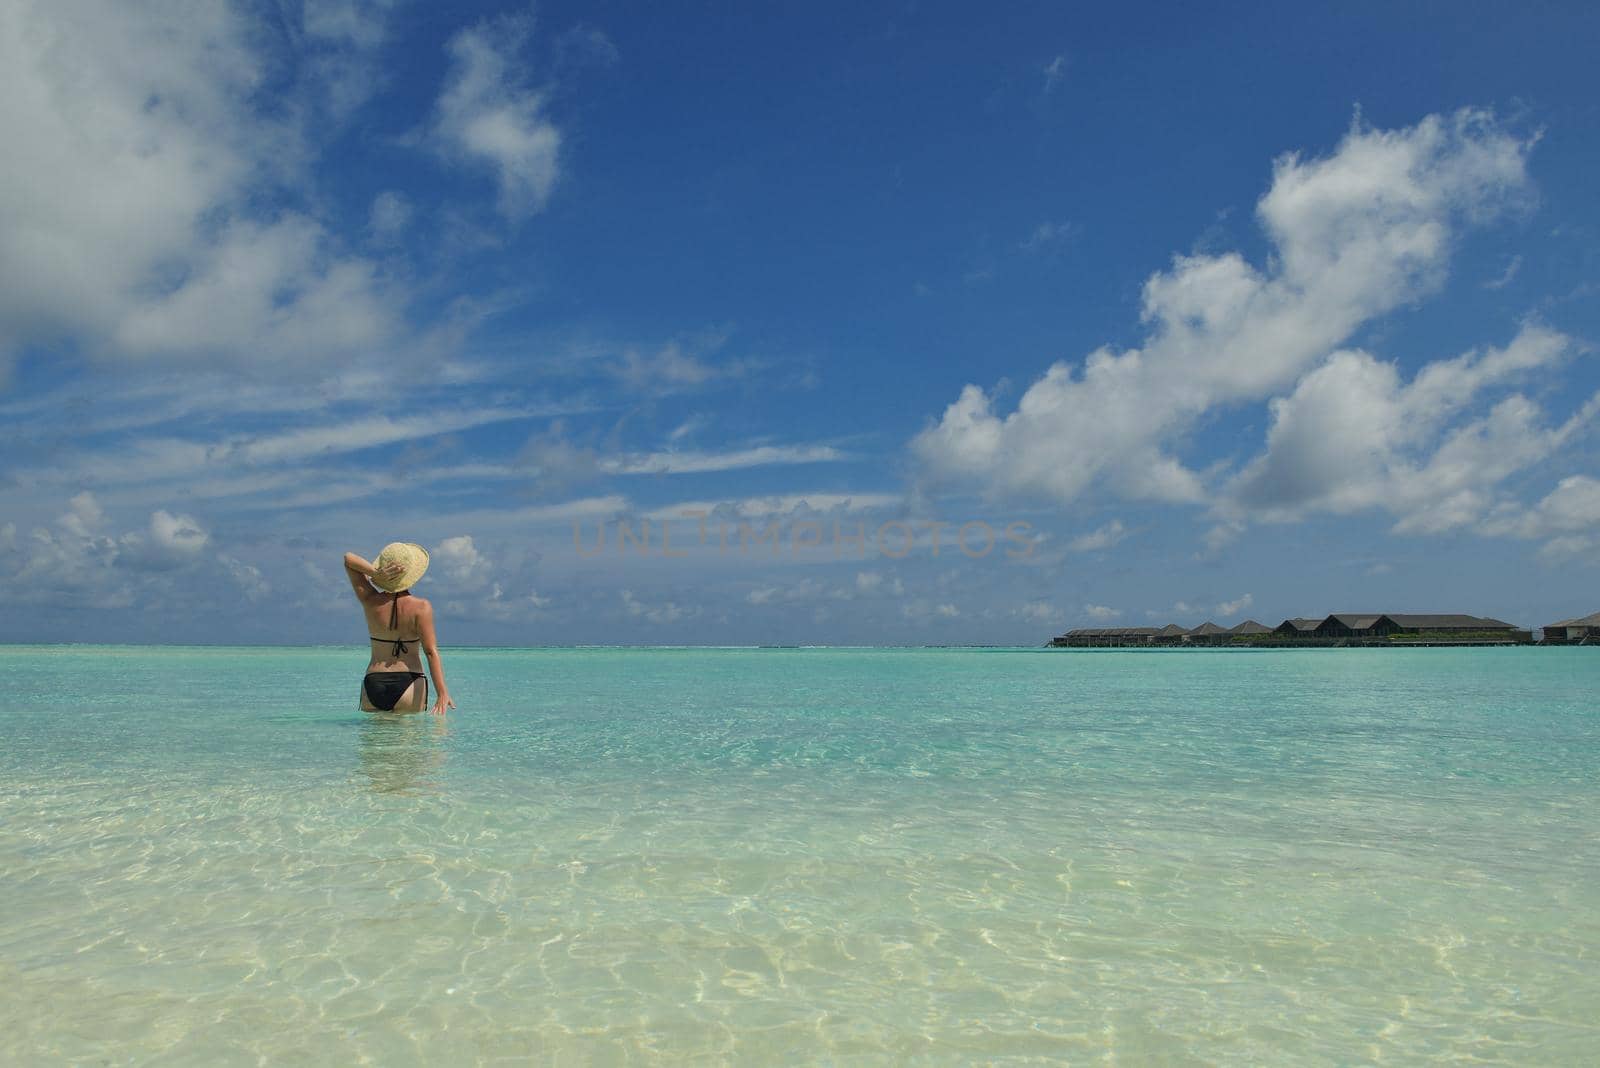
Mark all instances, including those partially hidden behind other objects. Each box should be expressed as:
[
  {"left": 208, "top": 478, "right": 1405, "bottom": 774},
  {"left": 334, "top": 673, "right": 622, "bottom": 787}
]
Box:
[
  {"left": 1542, "top": 611, "right": 1600, "bottom": 644},
  {"left": 1054, "top": 626, "right": 1161, "bottom": 647},
  {"left": 1051, "top": 612, "right": 1533, "bottom": 647},
  {"left": 1312, "top": 613, "right": 1518, "bottom": 639}
]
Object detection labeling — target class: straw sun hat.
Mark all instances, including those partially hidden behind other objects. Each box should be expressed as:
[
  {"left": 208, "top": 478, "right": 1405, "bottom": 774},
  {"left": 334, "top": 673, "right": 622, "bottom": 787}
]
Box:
[{"left": 372, "top": 542, "right": 429, "bottom": 592}]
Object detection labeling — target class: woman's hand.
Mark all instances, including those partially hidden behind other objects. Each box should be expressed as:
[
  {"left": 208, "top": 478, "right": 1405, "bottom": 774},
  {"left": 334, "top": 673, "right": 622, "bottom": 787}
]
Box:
[
  {"left": 431, "top": 692, "right": 456, "bottom": 716},
  {"left": 377, "top": 558, "right": 407, "bottom": 584}
]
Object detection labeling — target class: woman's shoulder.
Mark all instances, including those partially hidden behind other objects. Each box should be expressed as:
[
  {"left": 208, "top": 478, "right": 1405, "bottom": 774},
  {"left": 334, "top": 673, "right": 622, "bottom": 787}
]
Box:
[{"left": 405, "top": 595, "right": 435, "bottom": 634}]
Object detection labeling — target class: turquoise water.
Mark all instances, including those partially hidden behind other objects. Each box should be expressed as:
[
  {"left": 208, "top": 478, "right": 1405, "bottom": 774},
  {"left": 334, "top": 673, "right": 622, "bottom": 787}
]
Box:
[{"left": 3, "top": 646, "right": 1598, "bottom": 1064}]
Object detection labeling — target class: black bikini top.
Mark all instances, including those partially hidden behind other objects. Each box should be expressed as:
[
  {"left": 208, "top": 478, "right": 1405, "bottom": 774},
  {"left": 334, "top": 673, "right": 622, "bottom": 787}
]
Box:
[{"left": 371, "top": 591, "right": 420, "bottom": 656}]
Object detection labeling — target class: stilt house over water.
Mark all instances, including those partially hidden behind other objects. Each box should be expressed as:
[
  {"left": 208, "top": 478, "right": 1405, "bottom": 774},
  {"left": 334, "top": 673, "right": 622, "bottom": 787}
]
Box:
[
  {"left": 1053, "top": 613, "right": 1531, "bottom": 647},
  {"left": 1542, "top": 611, "right": 1600, "bottom": 644}
]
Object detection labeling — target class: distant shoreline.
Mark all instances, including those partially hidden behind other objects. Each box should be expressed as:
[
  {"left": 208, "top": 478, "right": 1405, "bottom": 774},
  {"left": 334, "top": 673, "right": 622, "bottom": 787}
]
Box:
[
  {"left": 0, "top": 641, "right": 1589, "bottom": 652},
  {"left": 1046, "top": 612, "right": 1599, "bottom": 648}
]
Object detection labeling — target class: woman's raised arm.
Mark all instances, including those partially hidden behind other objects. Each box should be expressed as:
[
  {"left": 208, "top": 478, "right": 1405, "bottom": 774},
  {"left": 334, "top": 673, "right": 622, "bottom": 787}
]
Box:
[
  {"left": 343, "top": 552, "right": 377, "bottom": 601},
  {"left": 344, "top": 552, "right": 405, "bottom": 602}
]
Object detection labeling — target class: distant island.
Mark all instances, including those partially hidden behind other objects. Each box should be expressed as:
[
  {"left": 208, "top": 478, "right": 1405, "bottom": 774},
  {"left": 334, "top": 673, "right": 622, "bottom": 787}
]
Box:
[{"left": 1051, "top": 611, "right": 1600, "bottom": 648}]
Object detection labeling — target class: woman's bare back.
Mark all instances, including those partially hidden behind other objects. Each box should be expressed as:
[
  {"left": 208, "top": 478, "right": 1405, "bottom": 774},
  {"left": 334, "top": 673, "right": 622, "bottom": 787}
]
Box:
[{"left": 345, "top": 548, "right": 454, "bottom": 716}]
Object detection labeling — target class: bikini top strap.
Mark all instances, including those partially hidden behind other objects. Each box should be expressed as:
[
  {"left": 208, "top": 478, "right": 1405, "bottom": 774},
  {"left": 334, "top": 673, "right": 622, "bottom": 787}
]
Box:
[{"left": 389, "top": 592, "right": 408, "bottom": 656}]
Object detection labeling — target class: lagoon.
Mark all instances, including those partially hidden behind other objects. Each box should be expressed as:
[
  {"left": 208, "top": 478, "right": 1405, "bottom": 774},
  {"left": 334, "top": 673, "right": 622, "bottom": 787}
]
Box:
[{"left": 2, "top": 645, "right": 1597, "bottom": 1063}]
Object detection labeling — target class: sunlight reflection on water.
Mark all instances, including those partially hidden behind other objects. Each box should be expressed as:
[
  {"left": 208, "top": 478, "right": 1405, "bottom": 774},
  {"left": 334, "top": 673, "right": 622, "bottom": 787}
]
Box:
[{"left": 2, "top": 646, "right": 1598, "bottom": 1063}]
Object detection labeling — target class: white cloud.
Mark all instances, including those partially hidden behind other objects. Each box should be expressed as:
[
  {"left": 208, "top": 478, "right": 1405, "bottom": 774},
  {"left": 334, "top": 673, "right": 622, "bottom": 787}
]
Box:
[
  {"left": 10, "top": 517, "right": 123, "bottom": 598},
  {"left": 1021, "top": 220, "right": 1074, "bottom": 250},
  {"left": 300, "top": 0, "right": 401, "bottom": 118},
  {"left": 219, "top": 553, "right": 270, "bottom": 599},
  {"left": 431, "top": 14, "right": 562, "bottom": 220},
  {"left": 1522, "top": 476, "right": 1600, "bottom": 534},
  {"left": 901, "top": 600, "right": 959, "bottom": 622},
  {"left": 603, "top": 444, "right": 846, "bottom": 476},
  {"left": 1217, "top": 593, "right": 1253, "bottom": 617},
  {"left": 382, "top": 495, "right": 628, "bottom": 538},
  {"left": 746, "top": 578, "right": 826, "bottom": 606},
  {"left": 614, "top": 341, "right": 719, "bottom": 389},
  {"left": 553, "top": 25, "right": 620, "bottom": 71},
  {"left": 460, "top": 581, "right": 551, "bottom": 622},
  {"left": 1226, "top": 324, "right": 1592, "bottom": 532},
  {"left": 1083, "top": 603, "right": 1119, "bottom": 620},
  {"left": 1019, "top": 600, "right": 1060, "bottom": 624},
  {"left": 235, "top": 408, "right": 535, "bottom": 466},
  {"left": 150, "top": 510, "right": 209, "bottom": 554},
  {"left": 60, "top": 492, "right": 107, "bottom": 539},
  {"left": 1483, "top": 254, "right": 1522, "bottom": 290},
  {"left": 853, "top": 571, "right": 905, "bottom": 597},
  {"left": 7, "top": 408, "right": 542, "bottom": 500},
  {"left": 1200, "top": 521, "right": 1245, "bottom": 557},
  {"left": 667, "top": 416, "right": 707, "bottom": 444},
  {"left": 913, "top": 110, "right": 1535, "bottom": 510},
  {"left": 435, "top": 535, "right": 493, "bottom": 589},
  {"left": 473, "top": 578, "right": 550, "bottom": 620},
  {"left": 303, "top": 0, "right": 392, "bottom": 49},
  {"left": 642, "top": 493, "right": 901, "bottom": 523},
  {"left": 1068, "top": 519, "right": 1128, "bottom": 552},
  {"left": 1042, "top": 54, "right": 1066, "bottom": 93},
  {"left": 1536, "top": 535, "right": 1594, "bottom": 563},
  {"left": 608, "top": 338, "right": 758, "bottom": 393},
  {"left": 113, "top": 215, "right": 396, "bottom": 362},
  {"left": 369, "top": 191, "right": 413, "bottom": 239},
  {"left": 0, "top": 492, "right": 219, "bottom": 604},
  {"left": 621, "top": 589, "right": 697, "bottom": 625},
  {"left": 1482, "top": 475, "right": 1600, "bottom": 560},
  {"left": 0, "top": 1, "right": 400, "bottom": 375},
  {"left": 518, "top": 423, "right": 604, "bottom": 494}
]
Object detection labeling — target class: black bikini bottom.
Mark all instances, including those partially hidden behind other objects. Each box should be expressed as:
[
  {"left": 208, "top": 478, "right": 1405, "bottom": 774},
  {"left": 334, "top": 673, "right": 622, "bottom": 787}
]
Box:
[{"left": 363, "top": 671, "right": 427, "bottom": 711}]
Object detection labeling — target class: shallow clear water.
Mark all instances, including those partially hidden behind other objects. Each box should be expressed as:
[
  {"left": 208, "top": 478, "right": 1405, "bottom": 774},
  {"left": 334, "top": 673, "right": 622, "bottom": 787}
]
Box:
[{"left": 3, "top": 645, "right": 1598, "bottom": 1064}]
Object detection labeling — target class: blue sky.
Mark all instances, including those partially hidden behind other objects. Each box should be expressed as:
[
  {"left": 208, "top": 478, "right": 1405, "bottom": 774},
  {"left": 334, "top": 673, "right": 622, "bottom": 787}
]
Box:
[{"left": 1, "top": 0, "right": 1597, "bottom": 645}]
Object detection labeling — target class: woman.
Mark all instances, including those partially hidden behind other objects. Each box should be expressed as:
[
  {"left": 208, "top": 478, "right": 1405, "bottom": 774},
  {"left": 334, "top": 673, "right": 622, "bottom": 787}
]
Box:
[{"left": 344, "top": 542, "right": 455, "bottom": 715}]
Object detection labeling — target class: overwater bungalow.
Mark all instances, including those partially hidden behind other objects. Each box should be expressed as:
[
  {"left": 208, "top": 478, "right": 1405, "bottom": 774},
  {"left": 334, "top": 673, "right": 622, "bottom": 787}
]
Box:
[
  {"left": 1186, "top": 621, "right": 1231, "bottom": 645},
  {"left": 1053, "top": 612, "right": 1531, "bottom": 647},
  {"left": 1314, "top": 614, "right": 1399, "bottom": 639},
  {"left": 1052, "top": 626, "right": 1160, "bottom": 647},
  {"left": 1541, "top": 611, "right": 1600, "bottom": 644},
  {"left": 1312, "top": 614, "right": 1522, "bottom": 640}
]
